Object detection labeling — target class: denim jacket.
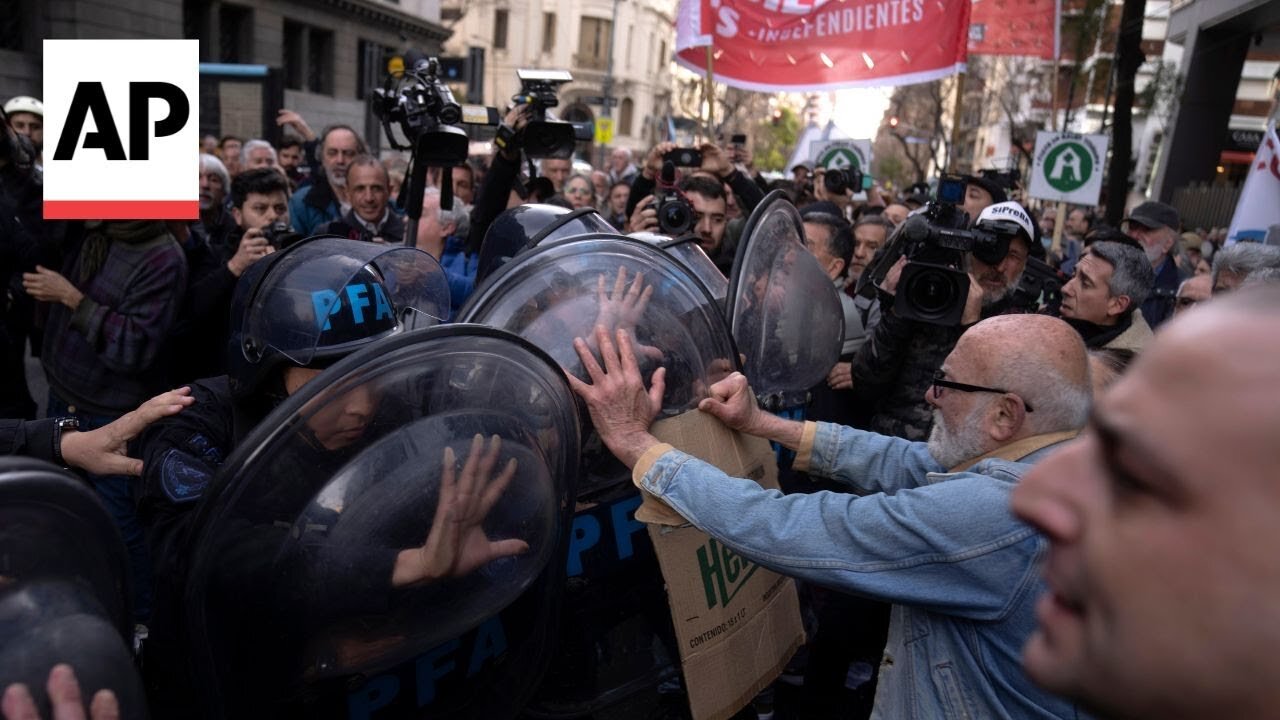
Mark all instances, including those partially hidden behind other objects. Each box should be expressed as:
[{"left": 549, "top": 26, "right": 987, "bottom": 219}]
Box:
[{"left": 633, "top": 421, "right": 1086, "bottom": 720}]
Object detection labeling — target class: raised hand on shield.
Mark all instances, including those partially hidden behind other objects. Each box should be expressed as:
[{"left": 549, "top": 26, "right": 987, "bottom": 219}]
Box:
[{"left": 391, "top": 434, "right": 528, "bottom": 587}]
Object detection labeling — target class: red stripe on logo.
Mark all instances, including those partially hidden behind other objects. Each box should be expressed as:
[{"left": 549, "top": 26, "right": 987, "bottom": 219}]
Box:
[{"left": 43, "top": 200, "right": 199, "bottom": 220}]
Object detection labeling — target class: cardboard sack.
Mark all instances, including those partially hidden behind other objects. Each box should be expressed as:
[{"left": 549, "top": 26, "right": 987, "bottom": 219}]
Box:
[{"left": 647, "top": 409, "right": 805, "bottom": 720}]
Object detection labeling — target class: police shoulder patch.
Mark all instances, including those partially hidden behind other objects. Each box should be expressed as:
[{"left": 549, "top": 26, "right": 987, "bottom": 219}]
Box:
[{"left": 160, "top": 447, "right": 216, "bottom": 504}]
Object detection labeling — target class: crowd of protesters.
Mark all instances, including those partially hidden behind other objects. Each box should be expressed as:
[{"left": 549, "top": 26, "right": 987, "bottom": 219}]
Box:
[{"left": 3, "top": 90, "right": 1280, "bottom": 720}]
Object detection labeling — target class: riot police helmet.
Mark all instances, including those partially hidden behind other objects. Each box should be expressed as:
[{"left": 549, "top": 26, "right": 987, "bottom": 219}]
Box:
[{"left": 227, "top": 235, "right": 450, "bottom": 400}]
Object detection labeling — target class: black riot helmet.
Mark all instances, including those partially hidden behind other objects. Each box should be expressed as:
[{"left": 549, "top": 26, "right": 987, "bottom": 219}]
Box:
[
  {"left": 227, "top": 235, "right": 451, "bottom": 400},
  {"left": 476, "top": 204, "right": 615, "bottom": 285},
  {"left": 0, "top": 459, "right": 148, "bottom": 720}
]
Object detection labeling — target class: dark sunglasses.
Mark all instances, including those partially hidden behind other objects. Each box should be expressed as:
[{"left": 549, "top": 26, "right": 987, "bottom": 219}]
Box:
[{"left": 931, "top": 370, "right": 1034, "bottom": 412}]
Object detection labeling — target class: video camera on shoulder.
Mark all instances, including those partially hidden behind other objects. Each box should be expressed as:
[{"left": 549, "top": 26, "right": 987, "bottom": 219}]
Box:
[
  {"left": 823, "top": 167, "right": 872, "bottom": 196},
  {"left": 656, "top": 160, "right": 694, "bottom": 236},
  {"left": 371, "top": 52, "right": 498, "bottom": 165},
  {"left": 864, "top": 174, "right": 1020, "bottom": 326},
  {"left": 513, "top": 69, "right": 593, "bottom": 159}
]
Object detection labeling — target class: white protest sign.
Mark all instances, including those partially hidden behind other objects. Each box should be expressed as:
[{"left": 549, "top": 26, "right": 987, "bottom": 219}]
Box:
[
  {"left": 1028, "top": 131, "right": 1109, "bottom": 206},
  {"left": 810, "top": 139, "right": 873, "bottom": 173}
]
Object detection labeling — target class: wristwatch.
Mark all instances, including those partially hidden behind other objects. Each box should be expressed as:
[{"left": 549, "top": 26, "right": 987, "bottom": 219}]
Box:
[{"left": 51, "top": 417, "right": 80, "bottom": 469}]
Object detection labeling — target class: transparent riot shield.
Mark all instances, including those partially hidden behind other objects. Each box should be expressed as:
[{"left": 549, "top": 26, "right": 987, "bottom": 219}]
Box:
[
  {"left": 0, "top": 459, "right": 148, "bottom": 719},
  {"left": 727, "top": 191, "right": 845, "bottom": 408},
  {"left": 457, "top": 234, "right": 739, "bottom": 716},
  {"left": 183, "top": 326, "right": 581, "bottom": 719},
  {"left": 477, "top": 204, "right": 618, "bottom": 285},
  {"left": 629, "top": 232, "right": 730, "bottom": 306}
]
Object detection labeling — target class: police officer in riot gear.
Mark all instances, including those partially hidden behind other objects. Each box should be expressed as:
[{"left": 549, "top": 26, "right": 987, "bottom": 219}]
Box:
[
  {"left": 0, "top": 459, "right": 148, "bottom": 720},
  {"left": 135, "top": 236, "right": 532, "bottom": 715}
]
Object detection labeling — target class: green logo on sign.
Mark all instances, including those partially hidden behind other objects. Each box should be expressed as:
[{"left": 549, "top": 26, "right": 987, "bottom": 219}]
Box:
[
  {"left": 697, "top": 536, "right": 760, "bottom": 610},
  {"left": 1043, "top": 141, "right": 1093, "bottom": 193},
  {"left": 818, "top": 147, "right": 861, "bottom": 172}
]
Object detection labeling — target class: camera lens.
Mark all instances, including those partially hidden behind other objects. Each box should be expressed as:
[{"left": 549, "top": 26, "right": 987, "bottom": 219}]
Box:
[
  {"left": 905, "top": 268, "right": 962, "bottom": 318},
  {"left": 824, "top": 170, "right": 847, "bottom": 195},
  {"left": 659, "top": 199, "right": 693, "bottom": 236}
]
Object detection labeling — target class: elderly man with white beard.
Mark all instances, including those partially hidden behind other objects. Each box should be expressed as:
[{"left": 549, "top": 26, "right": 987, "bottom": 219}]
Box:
[{"left": 567, "top": 314, "right": 1093, "bottom": 720}]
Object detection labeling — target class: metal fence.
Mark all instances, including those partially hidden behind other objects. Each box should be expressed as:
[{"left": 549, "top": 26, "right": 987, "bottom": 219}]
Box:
[{"left": 1171, "top": 182, "right": 1242, "bottom": 230}]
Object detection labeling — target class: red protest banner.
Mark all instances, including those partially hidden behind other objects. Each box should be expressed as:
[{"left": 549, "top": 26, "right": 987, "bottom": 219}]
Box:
[
  {"left": 968, "top": 0, "right": 1059, "bottom": 60},
  {"left": 675, "top": 0, "right": 971, "bottom": 92}
]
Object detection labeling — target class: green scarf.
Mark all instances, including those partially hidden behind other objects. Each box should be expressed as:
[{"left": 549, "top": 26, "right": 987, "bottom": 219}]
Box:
[{"left": 77, "top": 220, "right": 171, "bottom": 284}]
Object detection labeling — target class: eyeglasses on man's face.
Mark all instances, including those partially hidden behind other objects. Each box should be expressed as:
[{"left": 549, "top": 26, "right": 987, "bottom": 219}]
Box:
[{"left": 931, "top": 370, "right": 1034, "bottom": 412}]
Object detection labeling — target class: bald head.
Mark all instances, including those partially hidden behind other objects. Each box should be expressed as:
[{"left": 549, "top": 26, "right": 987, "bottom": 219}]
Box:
[
  {"left": 952, "top": 314, "right": 1092, "bottom": 436},
  {"left": 1126, "top": 286, "right": 1280, "bottom": 452}
]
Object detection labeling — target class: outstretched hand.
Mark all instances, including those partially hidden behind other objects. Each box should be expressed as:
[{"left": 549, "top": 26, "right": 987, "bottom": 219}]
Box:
[
  {"left": 392, "top": 434, "right": 528, "bottom": 588},
  {"left": 2, "top": 664, "right": 118, "bottom": 720},
  {"left": 566, "top": 326, "right": 666, "bottom": 468},
  {"left": 591, "top": 267, "right": 664, "bottom": 363},
  {"left": 595, "top": 266, "right": 652, "bottom": 334},
  {"left": 60, "top": 387, "right": 195, "bottom": 476}
]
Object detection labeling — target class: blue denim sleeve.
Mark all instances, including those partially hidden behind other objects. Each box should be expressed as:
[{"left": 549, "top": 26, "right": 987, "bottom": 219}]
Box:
[
  {"left": 640, "top": 449, "right": 1043, "bottom": 620},
  {"left": 806, "top": 421, "right": 946, "bottom": 494}
]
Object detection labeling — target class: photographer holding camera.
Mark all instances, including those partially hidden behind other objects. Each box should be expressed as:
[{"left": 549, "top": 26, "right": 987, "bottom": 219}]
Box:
[
  {"left": 166, "top": 168, "right": 289, "bottom": 385},
  {"left": 851, "top": 197, "right": 1034, "bottom": 442},
  {"left": 625, "top": 142, "right": 764, "bottom": 271}
]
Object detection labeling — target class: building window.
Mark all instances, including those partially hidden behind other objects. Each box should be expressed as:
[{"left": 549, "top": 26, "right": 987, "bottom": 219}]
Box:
[
  {"left": 218, "top": 4, "right": 252, "bottom": 63},
  {"left": 283, "top": 20, "right": 334, "bottom": 95},
  {"left": 619, "top": 98, "right": 634, "bottom": 137},
  {"left": 577, "top": 17, "right": 611, "bottom": 71},
  {"left": 542, "top": 12, "right": 556, "bottom": 54},
  {"left": 308, "top": 28, "right": 333, "bottom": 94},
  {"left": 283, "top": 21, "right": 305, "bottom": 91},
  {"left": 494, "top": 8, "right": 509, "bottom": 50},
  {"left": 657, "top": 41, "right": 667, "bottom": 73},
  {"left": 358, "top": 39, "right": 393, "bottom": 100}
]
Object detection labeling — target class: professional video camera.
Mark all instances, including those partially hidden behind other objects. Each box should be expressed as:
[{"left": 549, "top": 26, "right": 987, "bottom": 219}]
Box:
[
  {"left": 371, "top": 52, "right": 472, "bottom": 165},
  {"left": 823, "top": 167, "right": 872, "bottom": 195},
  {"left": 655, "top": 160, "right": 694, "bottom": 236},
  {"left": 513, "top": 69, "right": 593, "bottom": 159},
  {"left": 860, "top": 175, "right": 1025, "bottom": 326},
  {"left": 370, "top": 50, "right": 499, "bottom": 246}
]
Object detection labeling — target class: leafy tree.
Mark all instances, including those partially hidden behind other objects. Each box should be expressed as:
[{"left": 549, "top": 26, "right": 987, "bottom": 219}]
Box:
[{"left": 754, "top": 106, "right": 801, "bottom": 172}]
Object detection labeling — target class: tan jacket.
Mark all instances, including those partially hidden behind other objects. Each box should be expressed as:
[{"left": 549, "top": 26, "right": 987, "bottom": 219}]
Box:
[{"left": 1104, "top": 308, "right": 1154, "bottom": 353}]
